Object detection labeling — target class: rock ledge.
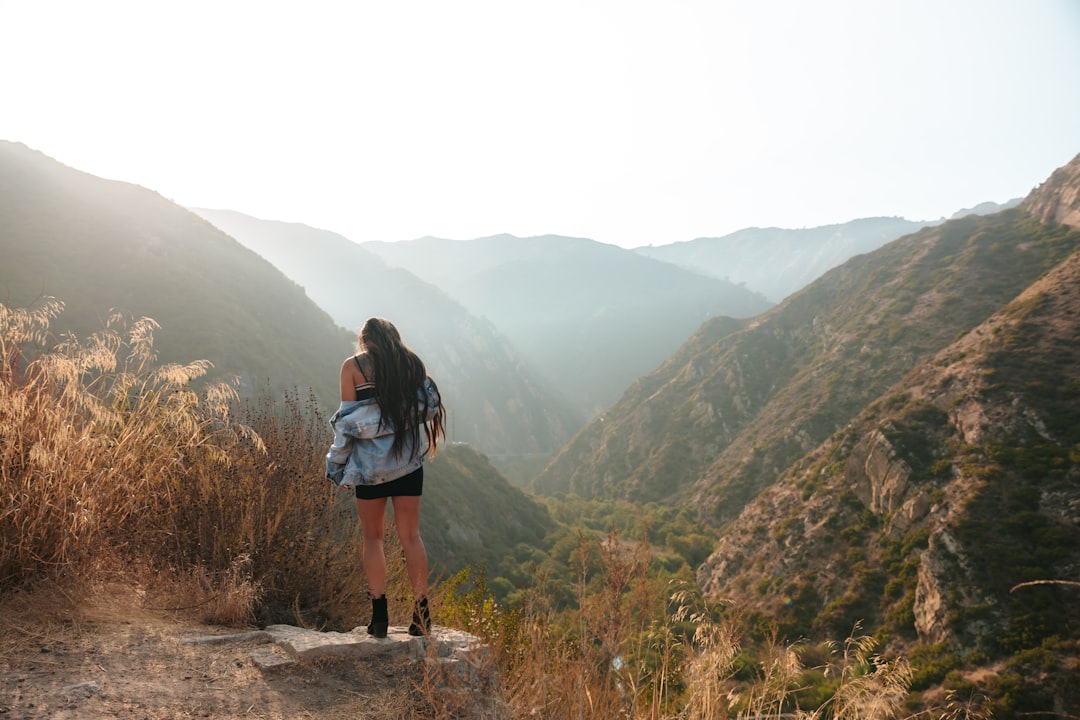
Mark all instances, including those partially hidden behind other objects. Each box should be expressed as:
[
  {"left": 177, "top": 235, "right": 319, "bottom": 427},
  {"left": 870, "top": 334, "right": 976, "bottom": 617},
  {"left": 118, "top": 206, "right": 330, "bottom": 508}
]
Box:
[{"left": 181, "top": 624, "right": 485, "bottom": 669}]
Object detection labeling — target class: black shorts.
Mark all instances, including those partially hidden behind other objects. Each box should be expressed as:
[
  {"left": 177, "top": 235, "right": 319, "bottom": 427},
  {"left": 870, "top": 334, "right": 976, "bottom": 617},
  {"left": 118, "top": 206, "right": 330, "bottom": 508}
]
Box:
[{"left": 354, "top": 466, "right": 423, "bottom": 500}]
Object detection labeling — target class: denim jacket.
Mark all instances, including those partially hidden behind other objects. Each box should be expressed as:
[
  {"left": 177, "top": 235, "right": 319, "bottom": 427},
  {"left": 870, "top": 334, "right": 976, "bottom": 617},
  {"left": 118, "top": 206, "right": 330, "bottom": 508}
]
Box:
[{"left": 325, "top": 376, "right": 442, "bottom": 488}]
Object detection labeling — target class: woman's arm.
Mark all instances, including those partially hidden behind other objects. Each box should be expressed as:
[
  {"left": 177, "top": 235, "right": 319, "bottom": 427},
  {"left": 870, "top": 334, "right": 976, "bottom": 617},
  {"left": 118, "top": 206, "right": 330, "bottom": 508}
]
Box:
[
  {"left": 339, "top": 358, "right": 352, "bottom": 401},
  {"left": 340, "top": 354, "right": 373, "bottom": 401}
]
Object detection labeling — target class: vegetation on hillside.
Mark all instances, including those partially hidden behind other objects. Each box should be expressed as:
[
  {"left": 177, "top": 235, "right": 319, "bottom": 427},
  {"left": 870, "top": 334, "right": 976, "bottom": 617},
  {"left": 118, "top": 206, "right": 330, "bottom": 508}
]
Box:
[
  {"left": 8, "top": 300, "right": 1072, "bottom": 717},
  {"left": 695, "top": 245, "right": 1080, "bottom": 717}
]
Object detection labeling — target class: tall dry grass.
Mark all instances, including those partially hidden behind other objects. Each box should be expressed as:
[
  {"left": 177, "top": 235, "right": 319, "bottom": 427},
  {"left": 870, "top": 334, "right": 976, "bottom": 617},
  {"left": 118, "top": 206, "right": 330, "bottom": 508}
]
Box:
[
  {"left": 0, "top": 299, "right": 366, "bottom": 627},
  {"left": 438, "top": 531, "right": 922, "bottom": 720}
]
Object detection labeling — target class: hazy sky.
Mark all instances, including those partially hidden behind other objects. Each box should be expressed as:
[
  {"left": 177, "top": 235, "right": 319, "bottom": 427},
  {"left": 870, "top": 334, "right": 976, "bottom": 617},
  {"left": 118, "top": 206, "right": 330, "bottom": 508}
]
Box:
[{"left": 2, "top": 1, "right": 1079, "bottom": 249}]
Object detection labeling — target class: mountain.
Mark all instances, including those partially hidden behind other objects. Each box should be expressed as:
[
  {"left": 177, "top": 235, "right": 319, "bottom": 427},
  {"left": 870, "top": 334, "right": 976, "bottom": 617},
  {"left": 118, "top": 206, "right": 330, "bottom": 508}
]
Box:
[
  {"left": 698, "top": 220, "right": 1080, "bottom": 696},
  {"left": 634, "top": 217, "right": 935, "bottom": 302},
  {"left": 0, "top": 140, "right": 561, "bottom": 589},
  {"left": 949, "top": 197, "right": 1023, "bottom": 219},
  {"left": 190, "top": 209, "right": 580, "bottom": 457},
  {"left": 537, "top": 151, "right": 1080, "bottom": 709},
  {"left": 0, "top": 141, "right": 352, "bottom": 406},
  {"left": 1022, "top": 157, "right": 1080, "bottom": 229},
  {"left": 536, "top": 157, "right": 1080, "bottom": 527},
  {"left": 535, "top": 210, "right": 1080, "bottom": 511},
  {"left": 364, "top": 234, "right": 773, "bottom": 418},
  {"left": 636, "top": 203, "right": 1023, "bottom": 304}
]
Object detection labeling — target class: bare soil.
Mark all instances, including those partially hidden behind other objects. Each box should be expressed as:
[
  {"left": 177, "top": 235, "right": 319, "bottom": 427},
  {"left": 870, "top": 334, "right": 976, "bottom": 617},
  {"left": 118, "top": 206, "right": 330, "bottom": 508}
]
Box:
[{"left": 0, "top": 587, "right": 422, "bottom": 720}]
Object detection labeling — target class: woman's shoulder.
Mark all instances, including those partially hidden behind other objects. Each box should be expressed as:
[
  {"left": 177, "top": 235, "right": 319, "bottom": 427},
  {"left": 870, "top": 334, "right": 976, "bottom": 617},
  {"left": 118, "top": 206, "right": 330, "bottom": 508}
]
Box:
[
  {"left": 340, "top": 353, "right": 372, "bottom": 372},
  {"left": 342, "top": 352, "right": 371, "bottom": 364}
]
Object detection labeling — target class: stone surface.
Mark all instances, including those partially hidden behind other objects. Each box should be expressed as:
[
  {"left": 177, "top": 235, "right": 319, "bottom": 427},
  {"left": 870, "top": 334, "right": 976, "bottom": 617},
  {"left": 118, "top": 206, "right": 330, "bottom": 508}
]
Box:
[
  {"left": 181, "top": 623, "right": 488, "bottom": 671},
  {"left": 247, "top": 645, "right": 296, "bottom": 670},
  {"left": 180, "top": 630, "right": 273, "bottom": 646},
  {"left": 847, "top": 429, "right": 912, "bottom": 515},
  {"left": 267, "top": 624, "right": 506, "bottom": 718}
]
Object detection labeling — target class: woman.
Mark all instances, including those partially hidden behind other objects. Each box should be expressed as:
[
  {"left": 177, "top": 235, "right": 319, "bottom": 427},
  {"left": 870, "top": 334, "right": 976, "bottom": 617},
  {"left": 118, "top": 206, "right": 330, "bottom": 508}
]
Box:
[{"left": 325, "top": 317, "right": 446, "bottom": 638}]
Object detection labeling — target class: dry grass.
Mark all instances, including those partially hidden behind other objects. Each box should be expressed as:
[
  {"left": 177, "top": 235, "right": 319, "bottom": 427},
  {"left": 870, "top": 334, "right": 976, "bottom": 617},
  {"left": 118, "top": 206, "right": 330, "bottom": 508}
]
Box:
[
  {"left": 2, "top": 300, "right": 946, "bottom": 718},
  {"left": 0, "top": 299, "right": 366, "bottom": 629},
  {"left": 431, "top": 530, "right": 923, "bottom": 720},
  {"left": 0, "top": 577, "right": 83, "bottom": 657}
]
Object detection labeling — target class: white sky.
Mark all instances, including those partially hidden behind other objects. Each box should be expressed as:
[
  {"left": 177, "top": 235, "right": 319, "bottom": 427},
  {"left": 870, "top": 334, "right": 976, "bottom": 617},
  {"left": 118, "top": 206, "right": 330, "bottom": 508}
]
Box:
[{"left": 2, "top": 0, "right": 1079, "bottom": 249}]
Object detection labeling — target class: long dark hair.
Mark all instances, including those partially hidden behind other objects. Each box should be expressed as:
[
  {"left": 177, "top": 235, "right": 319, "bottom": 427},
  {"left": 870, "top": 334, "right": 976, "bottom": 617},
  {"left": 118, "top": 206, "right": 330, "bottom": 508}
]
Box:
[{"left": 359, "top": 317, "right": 446, "bottom": 460}]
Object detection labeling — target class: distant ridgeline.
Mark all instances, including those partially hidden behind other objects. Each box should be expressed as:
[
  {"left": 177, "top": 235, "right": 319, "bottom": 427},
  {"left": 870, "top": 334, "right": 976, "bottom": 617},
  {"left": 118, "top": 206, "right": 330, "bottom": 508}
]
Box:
[
  {"left": 188, "top": 209, "right": 584, "bottom": 459},
  {"left": 361, "top": 233, "right": 773, "bottom": 419},
  {"left": 635, "top": 202, "right": 1020, "bottom": 304}
]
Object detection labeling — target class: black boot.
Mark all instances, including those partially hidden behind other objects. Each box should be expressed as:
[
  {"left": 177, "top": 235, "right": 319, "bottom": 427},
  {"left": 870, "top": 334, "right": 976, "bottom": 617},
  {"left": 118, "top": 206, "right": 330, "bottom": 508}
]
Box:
[
  {"left": 367, "top": 595, "right": 388, "bottom": 638},
  {"left": 408, "top": 596, "right": 430, "bottom": 636}
]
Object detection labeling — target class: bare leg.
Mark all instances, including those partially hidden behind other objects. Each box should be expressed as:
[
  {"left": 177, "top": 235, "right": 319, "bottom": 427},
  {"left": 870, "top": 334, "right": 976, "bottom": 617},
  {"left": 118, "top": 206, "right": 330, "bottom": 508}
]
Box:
[
  {"left": 390, "top": 495, "right": 428, "bottom": 600},
  {"left": 356, "top": 497, "right": 388, "bottom": 597}
]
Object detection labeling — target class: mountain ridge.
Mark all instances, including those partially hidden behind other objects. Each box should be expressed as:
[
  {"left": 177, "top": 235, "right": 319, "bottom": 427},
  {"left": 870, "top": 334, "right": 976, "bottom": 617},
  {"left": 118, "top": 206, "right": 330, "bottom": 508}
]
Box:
[
  {"left": 364, "top": 233, "right": 773, "bottom": 417},
  {"left": 534, "top": 154, "right": 1080, "bottom": 530},
  {"left": 0, "top": 141, "right": 351, "bottom": 407},
  {"left": 635, "top": 202, "right": 1024, "bottom": 303},
  {"left": 190, "top": 208, "right": 580, "bottom": 457},
  {"left": 635, "top": 217, "right": 932, "bottom": 303}
]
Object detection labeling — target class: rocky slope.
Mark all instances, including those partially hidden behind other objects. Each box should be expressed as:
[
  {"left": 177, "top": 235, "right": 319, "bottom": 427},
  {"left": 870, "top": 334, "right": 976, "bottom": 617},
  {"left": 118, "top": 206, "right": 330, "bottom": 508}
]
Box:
[
  {"left": 1023, "top": 154, "right": 1080, "bottom": 229},
  {"left": 0, "top": 588, "right": 502, "bottom": 720},
  {"left": 696, "top": 242, "right": 1080, "bottom": 691}
]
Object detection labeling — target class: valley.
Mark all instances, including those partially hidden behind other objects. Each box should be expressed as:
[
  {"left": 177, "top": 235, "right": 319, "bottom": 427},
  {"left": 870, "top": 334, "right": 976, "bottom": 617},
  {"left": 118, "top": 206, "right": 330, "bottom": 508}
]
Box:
[{"left": 3, "top": 139, "right": 1080, "bottom": 716}]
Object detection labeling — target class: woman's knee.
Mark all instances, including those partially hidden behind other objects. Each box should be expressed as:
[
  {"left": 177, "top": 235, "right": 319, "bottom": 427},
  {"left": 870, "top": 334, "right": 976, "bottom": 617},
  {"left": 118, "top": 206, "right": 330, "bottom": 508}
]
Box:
[{"left": 395, "top": 524, "right": 421, "bottom": 545}]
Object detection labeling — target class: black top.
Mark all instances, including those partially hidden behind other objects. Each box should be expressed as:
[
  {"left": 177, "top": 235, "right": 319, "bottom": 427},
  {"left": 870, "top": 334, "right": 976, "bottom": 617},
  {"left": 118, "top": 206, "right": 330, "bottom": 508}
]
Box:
[{"left": 352, "top": 354, "right": 376, "bottom": 401}]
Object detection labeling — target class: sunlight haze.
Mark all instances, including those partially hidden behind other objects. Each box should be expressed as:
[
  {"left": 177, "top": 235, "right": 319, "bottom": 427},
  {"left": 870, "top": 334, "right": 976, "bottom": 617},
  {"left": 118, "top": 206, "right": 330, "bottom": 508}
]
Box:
[{"left": 2, "top": 0, "right": 1078, "bottom": 248}]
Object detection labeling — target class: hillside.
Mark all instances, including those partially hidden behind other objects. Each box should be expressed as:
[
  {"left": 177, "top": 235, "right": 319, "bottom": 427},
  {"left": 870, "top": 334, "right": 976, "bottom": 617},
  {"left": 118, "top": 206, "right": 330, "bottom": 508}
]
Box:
[
  {"left": 534, "top": 151, "right": 1080, "bottom": 711},
  {"left": 0, "top": 141, "right": 352, "bottom": 408},
  {"left": 365, "top": 234, "right": 772, "bottom": 417},
  {"left": 535, "top": 206, "right": 1080, "bottom": 512},
  {"left": 696, "top": 242, "right": 1080, "bottom": 701},
  {"left": 191, "top": 209, "right": 580, "bottom": 457},
  {"left": 0, "top": 142, "right": 566, "bottom": 599},
  {"left": 421, "top": 443, "right": 553, "bottom": 578},
  {"left": 687, "top": 205, "right": 1080, "bottom": 526}
]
